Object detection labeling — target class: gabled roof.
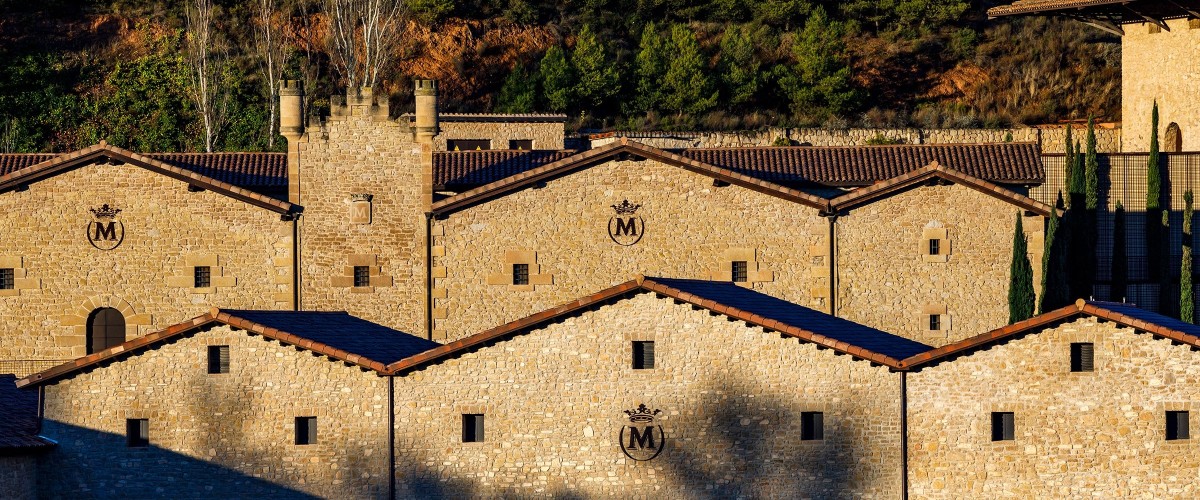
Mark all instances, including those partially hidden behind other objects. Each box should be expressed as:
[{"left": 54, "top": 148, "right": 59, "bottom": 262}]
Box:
[
  {"left": 0, "top": 142, "right": 297, "bottom": 215},
  {"left": 17, "top": 309, "right": 440, "bottom": 388},
  {"left": 899, "top": 299, "right": 1200, "bottom": 369},
  {"left": 431, "top": 139, "right": 831, "bottom": 214},
  {"left": 829, "top": 161, "right": 1059, "bottom": 216},
  {"left": 0, "top": 375, "right": 53, "bottom": 453},
  {"left": 386, "top": 276, "right": 932, "bottom": 374},
  {"left": 677, "top": 143, "right": 1044, "bottom": 187},
  {"left": 1, "top": 152, "right": 288, "bottom": 193},
  {"left": 434, "top": 149, "right": 577, "bottom": 188}
]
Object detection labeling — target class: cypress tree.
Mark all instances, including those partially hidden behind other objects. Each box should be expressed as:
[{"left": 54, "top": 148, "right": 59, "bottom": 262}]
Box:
[
  {"left": 1064, "top": 125, "right": 1075, "bottom": 206},
  {"left": 1147, "top": 102, "right": 1168, "bottom": 311},
  {"left": 1149, "top": 102, "right": 1162, "bottom": 213},
  {"left": 1040, "top": 199, "right": 1070, "bottom": 313},
  {"left": 1182, "top": 191, "right": 1194, "bottom": 323},
  {"left": 1111, "top": 201, "right": 1128, "bottom": 302},
  {"left": 1010, "top": 212, "right": 1036, "bottom": 323},
  {"left": 1085, "top": 117, "right": 1099, "bottom": 210}
]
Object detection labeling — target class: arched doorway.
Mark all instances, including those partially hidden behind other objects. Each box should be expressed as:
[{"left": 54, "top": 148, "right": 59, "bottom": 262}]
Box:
[
  {"left": 1166, "top": 122, "right": 1182, "bottom": 152},
  {"left": 87, "top": 307, "right": 126, "bottom": 354}
]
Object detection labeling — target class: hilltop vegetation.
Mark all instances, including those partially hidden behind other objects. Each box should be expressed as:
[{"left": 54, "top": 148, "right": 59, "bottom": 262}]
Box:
[{"left": 0, "top": 0, "right": 1119, "bottom": 153}]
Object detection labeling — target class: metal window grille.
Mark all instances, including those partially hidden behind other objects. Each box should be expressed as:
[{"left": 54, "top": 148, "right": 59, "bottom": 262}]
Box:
[
  {"left": 732, "top": 261, "right": 748, "bottom": 283},
  {"left": 126, "top": 419, "right": 149, "bottom": 447},
  {"left": 513, "top": 264, "right": 530, "bottom": 285},
  {"left": 801, "top": 412, "right": 824, "bottom": 440},
  {"left": 632, "top": 341, "right": 655, "bottom": 369},
  {"left": 208, "top": 345, "right": 230, "bottom": 374},
  {"left": 1167, "top": 411, "right": 1190, "bottom": 440},
  {"left": 353, "top": 266, "right": 370, "bottom": 287},
  {"left": 929, "top": 239, "right": 940, "bottom": 255},
  {"left": 1070, "top": 343, "right": 1094, "bottom": 372},
  {"left": 0, "top": 268, "right": 12, "bottom": 290},
  {"left": 462, "top": 414, "right": 485, "bottom": 442},
  {"left": 991, "top": 412, "right": 1015, "bottom": 441},
  {"left": 929, "top": 314, "right": 941, "bottom": 331},
  {"left": 194, "top": 266, "right": 211, "bottom": 288},
  {"left": 295, "top": 417, "right": 318, "bottom": 445}
]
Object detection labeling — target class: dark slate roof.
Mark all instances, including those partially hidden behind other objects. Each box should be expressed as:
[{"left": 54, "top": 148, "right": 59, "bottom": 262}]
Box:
[
  {"left": 433, "top": 150, "right": 577, "bottom": 188},
  {"left": 647, "top": 278, "right": 934, "bottom": 360},
  {"left": 0, "top": 375, "right": 53, "bottom": 452},
  {"left": 0, "top": 152, "right": 287, "bottom": 194},
  {"left": 676, "top": 143, "right": 1045, "bottom": 186},
  {"left": 221, "top": 310, "right": 440, "bottom": 365}
]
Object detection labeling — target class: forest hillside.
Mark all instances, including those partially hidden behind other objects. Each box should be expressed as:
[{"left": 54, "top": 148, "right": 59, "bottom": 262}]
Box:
[{"left": 0, "top": 0, "right": 1119, "bottom": 153}]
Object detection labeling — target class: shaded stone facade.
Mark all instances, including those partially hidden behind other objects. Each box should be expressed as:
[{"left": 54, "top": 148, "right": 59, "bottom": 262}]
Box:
[
  {"left": 37, "top": 323, "right": 391, "bottom": 499},
  {"left": 0, "top": 161, "right": 292, "bottom": 373},
  {"left": 0, "top": 456, "right": 37, "bottom": 500},
  {"left": 1122, "top": 18, "right": 1200, "bottom": 152},
  {"left": 908, "top": 316, "right": 1200, "bottom": 497}
]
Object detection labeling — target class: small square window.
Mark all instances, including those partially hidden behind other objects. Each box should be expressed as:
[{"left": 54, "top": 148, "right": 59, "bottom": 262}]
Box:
[
  {"left": 929, "top": 314, "right": 941, "bottom": 331},
  {"left": 928, "top": 239, "right": 940, "bottom": 256},
  {"left": 513, "top": 263, "right": 529, "bottom": 285},
  {"left": 0, "top": 268, "right": 13, "bottom": 290},
  {"left": 1070, "top": 343, "right": 1094, "bottom": 372},
  {"left": 462, "top": 414, "right": 485, "bottom": 442},
  {"left": 991, "top": 412, "right": 1015, "bottom": 441},
  {"left": 194, "top": 266, "right": 211, "bottom": 288},
  {"left": 801, "top": 412, "right": 824, "bottom": 440},
  {"left": 127, "top": 418, "right": 149, "bottom": 448},
  {"left": 295, "top": 416, "right": 318, "bottom": 445},
  {"left": 509, "top": 139, "right": 533, "bottom": 150},
  {"left": 1167, "top": 411, "right": 1190, "bottom": 440},
  {"left": 208, "top": 345, "right": 230, "bottom": 374},
  {"left": 632, "top": 341, "right": 655, "bottom": 369},
  {"left": 731, "top": 261, "right": 748, "bottom": 283},
  {"left": 353, "top": 266, "right": 370, "bottom": 287}
]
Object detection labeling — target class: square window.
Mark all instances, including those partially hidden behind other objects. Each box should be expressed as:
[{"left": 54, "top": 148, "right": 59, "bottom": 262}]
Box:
[
  {"left": 731, "top": 261, "right": 748, "bottom": 283},
  {"left": 126, "top": 418, "right": 149, "bottom": 448},
  {"left": 1167, "top": 411, "right": 1190, "bottom": 440},
  {"left": 194, "top": 266, "right": 211, "bottom": 288},
  {"left": 928, "top": 239, "right": 940, "bottom": 255},
  {"left": 509, "top": 139, "right": 533, "bottom": 150},
  {"left": 353, "top": 266, "right": 370, "bottom": 287},
  {"left": 0, "top": 268, "right": 13, "bottom": 290},
  {"left": 1070, "top": 342, "right": 1094, "bottom": 372},
  {"left": 929, "top": 314, "right": 941, "bottom": 331},
  {"left": 632, "top": 341, "right": 655, "bottom": 369},
  {"left": 295, "top": 417, "right": 318, "bottom": 445},
  {"left": 991, "top": 412, "right": 1015, "bottom": 441},
  {"left": 448, "top": 139, "right": 491, "bottom": 151},
  {"left": 207, "top": 345, "right": 229, "bottom": 374},
  {"left": 513, "top": 263, "right": 530, "bottom": 285},
  {"left": 462, "top": 414, "right": 485, "bottom": 442},
  {"left": 801, "top": 412, "right": 824, "bottom": 440}
]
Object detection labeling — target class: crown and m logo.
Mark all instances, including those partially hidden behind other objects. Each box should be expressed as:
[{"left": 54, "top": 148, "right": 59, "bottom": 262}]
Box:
[
  {"left": 87, "top": 204, "right": 124, "bottom": 250},
  {"left": 620, "top": 404, "right": 665, "bottom": 461},
  {"left": 608, "top": 199, "right": 645, "bottom": 246}
]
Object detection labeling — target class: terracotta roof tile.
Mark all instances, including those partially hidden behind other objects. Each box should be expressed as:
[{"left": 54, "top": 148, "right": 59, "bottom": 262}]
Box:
[{"left": 1, "top": 152, "right": 286, "bottom": 194}]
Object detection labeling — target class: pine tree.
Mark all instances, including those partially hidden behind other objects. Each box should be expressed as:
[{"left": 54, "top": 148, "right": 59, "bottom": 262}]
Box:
[
  {"left": 571, "top": 25, "right": 621, "bottom": 113},
  {"left": 1111, "top": 201, "right": 1128, "bottom": 302},
  {"left": 662, "top": 24, "right": 717, "bottom": 117},
  {"left": 1040, "top": 199, "right": 1070, "bottom": 313},
  {"left": 1009, "top": 212, "right": 1036, "bottom": 323},
  {"left": 717, "top": 25, "right": 760, "bottom": 108},
  {"left": 776, "top": 6, "right": 860, "bottom": 122},
  {"left": 495, "top": 64, "right": 538, "bottom": 113},
  {"left": 538, "top": 45, "right": 574, "bottom": 113},
  {"left": 1182, "top": 191, "right": 1194, "bottom": 323},
  {"left": 630, "top": 21, "right": 669, "bottom": 115}
]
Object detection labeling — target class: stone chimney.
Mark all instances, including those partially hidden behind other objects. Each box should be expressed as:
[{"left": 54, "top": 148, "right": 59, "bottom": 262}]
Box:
[
  {"left": 414, "top": 79, "right": 439, "bottom": 145},
  {"left": 279, "top": 80, "right": 305, "bottom": 204}
]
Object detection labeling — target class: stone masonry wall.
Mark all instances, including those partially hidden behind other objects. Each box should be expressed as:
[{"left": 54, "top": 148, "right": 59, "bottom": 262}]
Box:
[
  {"left": 907, "top": 317, "right": 1200, "bottom": 497},
  {"left": 437, "top": 121, "right": 565, "bottom": 150},
  {"left": 1122, "top": 18, "right": 1200, "bottom": 152},
  {"left": 297, "top": 107, "right": 428, "bottom": 336},
  {"left": 393, "top": 293, "right": 903, "bottom": 498},
  {"left": 0, "top": 456, "right": 37, "bottom": 500},
  {"left": 835, "top": 183, "right": 1044, "bottom": 346},
  {"left": 432, "top": 158, "right": 829, "bottom": 342},
  {"left": 0, "top": 163, "right": 291, "bottom": 371},
  {"left": 38, "top": 324, "right": 391, "bottom": 499}
]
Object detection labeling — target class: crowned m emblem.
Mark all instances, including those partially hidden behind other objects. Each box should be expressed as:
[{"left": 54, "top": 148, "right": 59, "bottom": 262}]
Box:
[
  {"left": 619, "top": 404, "right": 665, "bottom": 461},
  {"left": 608, "top": 200, "right": 645, "bottom": 246},
  {"left": 87, "top": 204, "right": 125, "bottom": 250}
]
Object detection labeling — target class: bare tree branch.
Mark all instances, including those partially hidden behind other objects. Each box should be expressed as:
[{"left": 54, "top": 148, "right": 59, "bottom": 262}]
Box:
[
  {"left": 185, "top": 0, "right": 230, "bottom": 152},
  {"left": 324, "top": 0, "right": 406, "bottom": 91},
  {"left": 254, "top": 0, "right": 288, "bottom": 148}
]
